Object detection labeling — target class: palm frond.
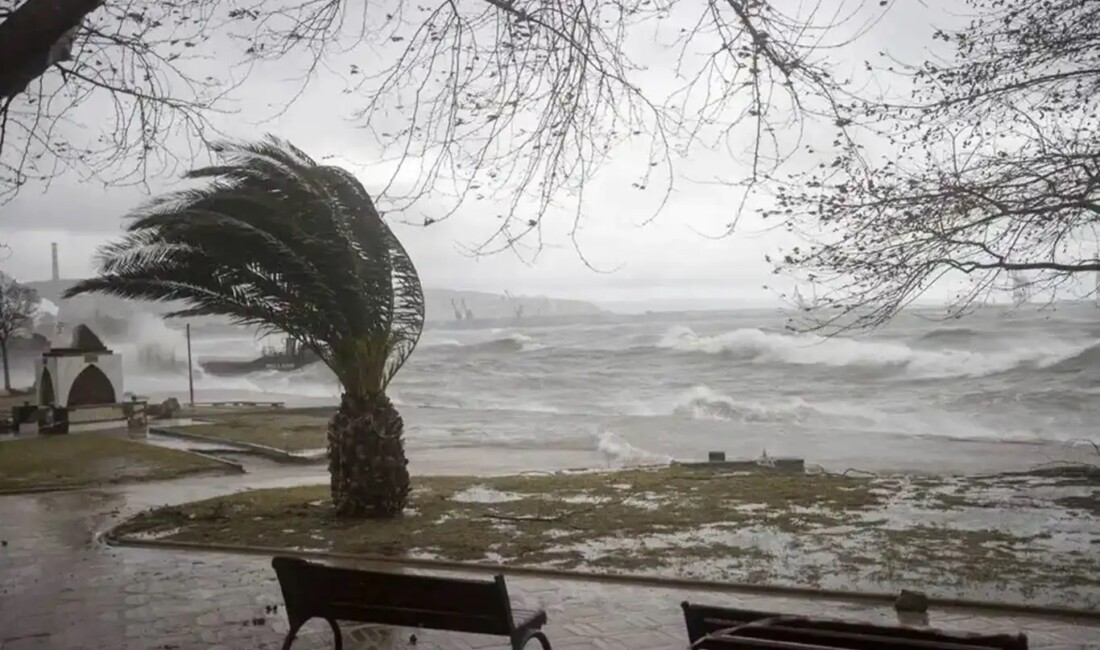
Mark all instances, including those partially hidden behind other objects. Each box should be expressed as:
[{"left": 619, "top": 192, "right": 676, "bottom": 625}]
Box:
[{"left": 65, "top": 135, "right": 425, "bottom": 397}]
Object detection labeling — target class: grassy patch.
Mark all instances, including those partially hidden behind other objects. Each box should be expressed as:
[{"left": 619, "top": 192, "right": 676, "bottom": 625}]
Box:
[
  {"left": 115, "top": 468, "right": 883, "bottom": 564},
  {"left": 163, "top": 408, "right": 332, "bottom": 452},
  {"left": 113, "top": 467, "right": 1100, "bottom": 607},
  {"left": 0, "top": 433, "right": 233, "bottom": 491}
]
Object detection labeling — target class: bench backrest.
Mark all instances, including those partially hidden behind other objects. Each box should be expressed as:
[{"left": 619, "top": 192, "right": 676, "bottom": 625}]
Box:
[
  {"left": 681, "top": 602, "right": 1028, "bottom": 650},
  {"left": 272, "top": 556, "right": 516, "bottom": 636}
]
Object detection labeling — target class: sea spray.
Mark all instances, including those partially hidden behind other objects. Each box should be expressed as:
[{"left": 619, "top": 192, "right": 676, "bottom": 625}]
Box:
[{"left": 594, "top": 430, "right": 671, "bottom": 468}]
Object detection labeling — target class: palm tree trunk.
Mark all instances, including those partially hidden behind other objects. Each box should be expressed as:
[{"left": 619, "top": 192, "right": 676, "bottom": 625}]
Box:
[{"left": 328, "top": 392, "right": 410, "bottom": 518}]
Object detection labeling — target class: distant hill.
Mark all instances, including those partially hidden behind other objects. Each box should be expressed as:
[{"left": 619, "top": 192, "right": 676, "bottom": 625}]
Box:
[{"left": 22, "top": 278, "right": 604, "bottom": 328}]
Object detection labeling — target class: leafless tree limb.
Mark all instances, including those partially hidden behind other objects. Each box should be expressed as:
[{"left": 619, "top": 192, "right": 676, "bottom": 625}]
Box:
[
  {"left": 1, "top": 0, "right": 883, "bottom": 258},
  {"left": 770, "top": 0, "right": 1100, "bottom": 332}
]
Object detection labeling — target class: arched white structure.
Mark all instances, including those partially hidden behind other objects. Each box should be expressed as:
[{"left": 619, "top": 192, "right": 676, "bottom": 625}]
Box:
[
  {"left": 35, "top": 355, "right": 123, "bottom": 407},
  {"left": 34, "top": 324, "right": 123, "bottom": 407}
]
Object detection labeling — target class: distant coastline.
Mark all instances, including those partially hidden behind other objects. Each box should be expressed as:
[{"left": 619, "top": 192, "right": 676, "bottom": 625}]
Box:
[{"left": 21, "top": 278, "right": 607, "bottom": 330}]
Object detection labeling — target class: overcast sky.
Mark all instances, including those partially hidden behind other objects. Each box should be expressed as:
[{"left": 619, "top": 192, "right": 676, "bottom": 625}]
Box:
[{"left": 0, "top": 0, "right": 953, "bottom": 309}]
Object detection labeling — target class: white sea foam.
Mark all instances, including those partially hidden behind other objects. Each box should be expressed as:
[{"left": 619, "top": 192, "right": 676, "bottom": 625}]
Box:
[
  {"left": 451, "top": 486, "right": 526, "bottom": 503},
  {"left": 594, "top": 430, "right": 671, "bottom": 468},
  {"left": 657, "top": 325, "right": 1087, "bottom": 379},
  {"left": 455, "top": 331, "right": 547, "bottom": 352},
  {"left": 671, "top": 385, "right": 876, "bottom": 424}
]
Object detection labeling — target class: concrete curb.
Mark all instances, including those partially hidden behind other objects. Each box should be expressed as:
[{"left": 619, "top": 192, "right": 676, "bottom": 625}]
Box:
[
  {"left": 181, "top": 450, "right": 247, "bottom": 474},
  {"left": 150, "top": 426, "right": 324, "bottom": 465},
  {"left": 103, "top": 532, "right": 1100, "bottom": 622},
  {"left": 0, "top": 484, "right": 85, "bottom": 496}
]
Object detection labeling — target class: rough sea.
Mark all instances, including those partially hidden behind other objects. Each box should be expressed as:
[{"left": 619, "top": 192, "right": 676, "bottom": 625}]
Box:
[{"left": 113, "top": 303, "right": 1100, "bottom": 475}]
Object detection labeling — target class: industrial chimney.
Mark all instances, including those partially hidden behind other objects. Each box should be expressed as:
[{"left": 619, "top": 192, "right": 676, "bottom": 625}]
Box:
[{"left": 51, "top": 242, "right": 59, "bottom": 281}]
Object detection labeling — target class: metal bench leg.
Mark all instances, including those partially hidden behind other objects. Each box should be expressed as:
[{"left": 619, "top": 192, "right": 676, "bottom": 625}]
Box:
[
  {"left": 281, "top": 621, "right": 303, "bottom": 650},
  {"left": 281, "top": 618, "right": 342, "bottom": 650},
  {"left": 327, "top": 617, "right": 343, "bottom": 650},
  {"left": 513, "top": 630, "right": 551, "bottom": 650}
]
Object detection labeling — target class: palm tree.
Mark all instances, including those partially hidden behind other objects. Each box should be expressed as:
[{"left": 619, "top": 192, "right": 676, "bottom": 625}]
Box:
[{"left": 64, "top": 136, "right": 424, "bottom": 518}]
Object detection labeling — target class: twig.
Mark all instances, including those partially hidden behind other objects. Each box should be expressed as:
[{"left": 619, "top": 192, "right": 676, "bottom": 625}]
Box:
[
  {"left": 483, "top": 513, "right": 568, "bottom": 523},
  {"left": 0, "top": 96, "right": 12, "bottom": 157}
]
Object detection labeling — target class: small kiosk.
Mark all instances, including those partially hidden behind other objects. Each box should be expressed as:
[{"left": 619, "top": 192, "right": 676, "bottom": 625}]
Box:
[{"left": 29, "top": 325, "right": 124, "bottom": 433}]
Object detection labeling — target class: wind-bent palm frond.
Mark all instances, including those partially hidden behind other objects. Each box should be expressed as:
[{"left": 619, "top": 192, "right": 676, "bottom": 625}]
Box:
[{"left": 65, "top": 135, "right": 424, "bottom": 396}]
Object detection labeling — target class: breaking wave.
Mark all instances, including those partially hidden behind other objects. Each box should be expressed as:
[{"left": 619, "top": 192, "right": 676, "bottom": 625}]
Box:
[
  {"left": 671, "top": 385, "right": 876, "bottom": 424},
  {"left": 594, "top": 430, "right": 671, "bottom": 468},
  {"left": 656, "top": 326, "right": 1088, "bottom": 379},
  {"left": 423, "top": 332, "right": 547, "bottom": 353},
  {"left": 1041, "top": 342, "right": 1100, "bottom": 376}
]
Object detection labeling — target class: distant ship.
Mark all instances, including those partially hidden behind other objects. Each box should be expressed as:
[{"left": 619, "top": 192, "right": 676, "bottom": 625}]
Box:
[
  {"left": 199, "top": 338, "right": 318, "bottom": 376},
  {"left": 1011, "top": 272, "right": 1030, "bottom": 307},
  {"left": 432, "top": 291, "right": 540, "bottom": 330},
  {"left": 792, "top": 286, "right": 815, "bottom": 311}
]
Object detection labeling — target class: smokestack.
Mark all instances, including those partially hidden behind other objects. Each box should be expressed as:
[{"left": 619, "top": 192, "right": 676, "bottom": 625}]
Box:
[{"left": 51, "top": 242, "right": 59, "bottom": 281}]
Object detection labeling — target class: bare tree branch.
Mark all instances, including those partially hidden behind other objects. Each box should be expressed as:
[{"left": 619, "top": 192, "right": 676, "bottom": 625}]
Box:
[
  {"left": 771, "top": 0, "right": 1100, "bottom": 332},
  {"left": 1, "top": 0, "right": 884, "bottom": 257}
]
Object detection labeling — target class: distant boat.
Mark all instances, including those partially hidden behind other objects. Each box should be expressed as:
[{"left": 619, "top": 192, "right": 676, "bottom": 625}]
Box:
[
  {"left": 793, "top": 287, "right": 810, "bottom": 311},
  {"left": 1011, "top": 272, "right": 1030, "bottom": 307},
  {"left": 792, "top": 284, "right": 819, "bottom": 311},
  {"left": 199, "top": 338, "right": 317, "bottom": 376}
]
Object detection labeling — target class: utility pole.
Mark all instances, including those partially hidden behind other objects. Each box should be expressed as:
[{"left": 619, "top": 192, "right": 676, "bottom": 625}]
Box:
[{"left": 186, "top": 323, "right": 194, "bottom": 405}]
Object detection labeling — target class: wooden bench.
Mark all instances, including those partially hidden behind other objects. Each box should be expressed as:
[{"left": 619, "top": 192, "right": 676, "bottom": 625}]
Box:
[
  {"left": 681, "top": 602, "right": 1028, "bottom": 650},
  {"left": 272, "top": 556, "right": 551, "bottom": 650}
]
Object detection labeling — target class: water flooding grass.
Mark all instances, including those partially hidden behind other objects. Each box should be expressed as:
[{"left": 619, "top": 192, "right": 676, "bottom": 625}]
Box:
[
  {"left": 0, "top": 433, "right": 233, "bottom": 491},
  {"left": 113, "top": 465, "right": 1100, "bottom": 609},
  {"left": 163, "top": 408, "right": 332, "bottom": 453}
]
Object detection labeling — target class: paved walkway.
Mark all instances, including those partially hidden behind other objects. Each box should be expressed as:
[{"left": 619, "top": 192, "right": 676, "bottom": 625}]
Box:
[{"left": 2, "top": 467, "right": 1100, "bottom": 649}]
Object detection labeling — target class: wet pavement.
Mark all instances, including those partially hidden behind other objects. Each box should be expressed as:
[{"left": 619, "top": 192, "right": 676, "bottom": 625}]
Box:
[{"left": 2, "top": 465, "right": 1100, "bottom": 648}]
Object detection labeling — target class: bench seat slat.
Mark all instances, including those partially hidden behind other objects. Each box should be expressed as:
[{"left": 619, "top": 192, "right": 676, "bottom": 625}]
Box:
[
  {"left": 683, "top": 602, "right": 1027, "bottom": 650},
  {"left": 306, "top": 574, "right": 507, "bottom": 617},
  {"left": 694, "top": 610, "right": 1021, "bottom": 647},
  {"left": 696, "top": 637, "right": 854, "bottom": 650},
  {"left": 700, "top": 616, "right": 1018, "bottom": 648},
  {"left": 732, "top": 625, "right": 1016, "bottom": 650},
  {"left": 325, "top": 604, "right": 507, "bottom": 635}
]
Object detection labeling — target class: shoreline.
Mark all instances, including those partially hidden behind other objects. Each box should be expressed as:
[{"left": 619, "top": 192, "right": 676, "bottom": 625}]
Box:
[
  {"left": 155, "top": 398, "right": 1100, "bottom": 478},
  {"left": 8, "top": 392, "right": 1096, "bottom": 480}
]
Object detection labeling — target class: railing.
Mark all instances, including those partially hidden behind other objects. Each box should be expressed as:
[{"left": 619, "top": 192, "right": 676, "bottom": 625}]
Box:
[{"left": 11, "top": 401, "right": 148, "bottom": 434}]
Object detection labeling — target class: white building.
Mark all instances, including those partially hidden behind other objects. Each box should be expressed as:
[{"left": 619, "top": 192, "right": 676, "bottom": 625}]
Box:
[{"left": 35, "top": 324, "right": 123, "bottom": 407}]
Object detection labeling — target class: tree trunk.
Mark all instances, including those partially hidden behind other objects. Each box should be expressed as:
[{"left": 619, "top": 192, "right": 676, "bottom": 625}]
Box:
[
  {"left": 0, "top": 338, "right": 9, "bottom": 392},
  {"left": 328, "top": 392, "right": 410, "bottom": 518},
  {"left": 0, "top": 0, "right": 105, "bottom": 99}
]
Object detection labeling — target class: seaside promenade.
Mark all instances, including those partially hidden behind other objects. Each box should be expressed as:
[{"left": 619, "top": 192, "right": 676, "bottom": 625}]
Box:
[{"left": 2, "top": 465, "right": 1099, "bottom": 650}]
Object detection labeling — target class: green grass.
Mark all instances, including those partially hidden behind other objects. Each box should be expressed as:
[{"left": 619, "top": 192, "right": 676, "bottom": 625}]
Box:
[
  {"left": 164, "top": 408, "right": 332, "bottom": 452},
  {"left": 112, "top": 467, "right": 1100, "bottom": 607},
  {"left": 0, "top": 434, "right": 234, "bottom": 491},
  {"left": 114, "top": 467, "right": 885, "bottom": 565}
]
